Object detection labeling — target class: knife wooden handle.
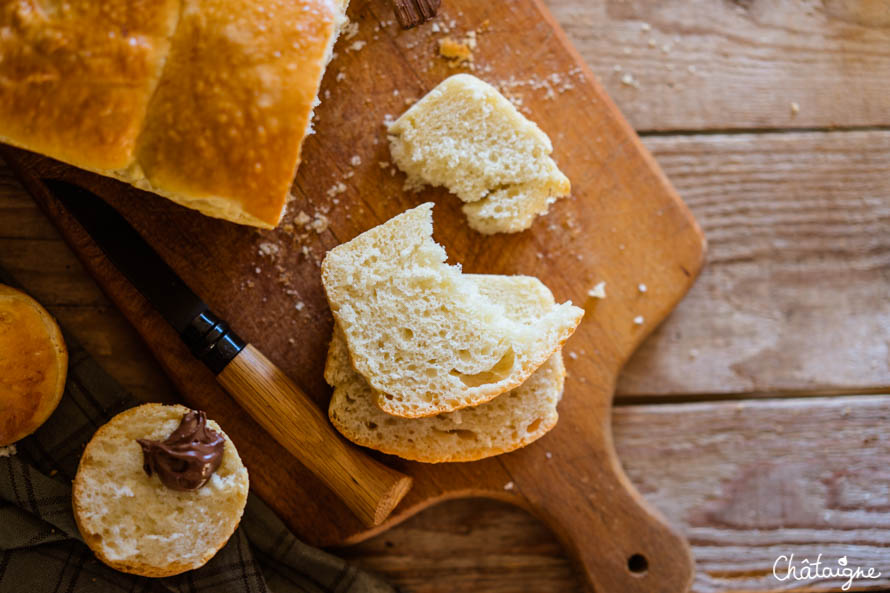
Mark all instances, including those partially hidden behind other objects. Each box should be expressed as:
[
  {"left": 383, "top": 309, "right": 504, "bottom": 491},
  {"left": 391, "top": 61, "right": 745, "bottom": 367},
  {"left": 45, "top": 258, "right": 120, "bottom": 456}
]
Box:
[{"left": 217, "top": 344, "right": 412, "bottom": 526}]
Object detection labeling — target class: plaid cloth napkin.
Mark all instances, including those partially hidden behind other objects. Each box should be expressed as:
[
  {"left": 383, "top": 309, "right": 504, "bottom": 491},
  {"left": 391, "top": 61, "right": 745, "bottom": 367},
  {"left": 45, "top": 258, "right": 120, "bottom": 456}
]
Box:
[{"left": 0, "top": 272, "right": 394, "bottom": 593}]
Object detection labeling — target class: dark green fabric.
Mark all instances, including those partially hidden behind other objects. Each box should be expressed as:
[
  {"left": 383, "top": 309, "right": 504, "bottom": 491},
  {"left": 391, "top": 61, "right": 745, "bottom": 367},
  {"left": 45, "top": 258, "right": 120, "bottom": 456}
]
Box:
[{"left": 0, "top": 270, "right": 393, "bottom": 593}]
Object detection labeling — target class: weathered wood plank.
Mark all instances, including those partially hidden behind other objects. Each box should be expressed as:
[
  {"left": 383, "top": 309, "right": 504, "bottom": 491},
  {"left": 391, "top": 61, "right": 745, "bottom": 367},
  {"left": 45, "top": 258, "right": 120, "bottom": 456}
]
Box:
[
  {"left": 343, "top": 395, "right": 890, "bottom": 593},
  {"left": 544, "top": 0, "right": 890, "bottom": 131},
  {"left": 618, "top": 130, "right": 890, "bottom": 396}
]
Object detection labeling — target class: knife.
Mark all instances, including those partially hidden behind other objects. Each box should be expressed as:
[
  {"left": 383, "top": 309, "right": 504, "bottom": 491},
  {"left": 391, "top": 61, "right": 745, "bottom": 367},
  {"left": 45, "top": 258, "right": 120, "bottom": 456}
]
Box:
[{"left": 44, "top": 179, "right": 412, "bottom": 527}]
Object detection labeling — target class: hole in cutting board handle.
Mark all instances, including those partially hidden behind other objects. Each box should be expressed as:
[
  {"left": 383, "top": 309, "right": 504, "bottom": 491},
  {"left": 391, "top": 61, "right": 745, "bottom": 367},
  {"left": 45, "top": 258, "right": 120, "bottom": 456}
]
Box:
[{"left": 627, "top": 553, "right": 648, "bottom": 576}]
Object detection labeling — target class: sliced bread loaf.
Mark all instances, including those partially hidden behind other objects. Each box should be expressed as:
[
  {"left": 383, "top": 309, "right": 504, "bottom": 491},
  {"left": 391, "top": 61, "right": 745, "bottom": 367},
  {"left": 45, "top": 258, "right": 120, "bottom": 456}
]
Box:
[
  {"left": 326, "top": 275, "right": 565, "bottom": 462},
  {"left": 320, "top": 203, "right": 583, "bottom": 418},
  {"left": 388, "top": 74, "right": 571, "bottom": 234}
]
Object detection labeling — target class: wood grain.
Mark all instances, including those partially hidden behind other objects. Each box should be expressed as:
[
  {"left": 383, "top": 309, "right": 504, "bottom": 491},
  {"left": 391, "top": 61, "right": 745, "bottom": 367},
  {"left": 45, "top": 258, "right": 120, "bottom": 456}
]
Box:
[
  {"left": 0, "top": 0, "right": 706, "bottom": 589},
  {"left": 343, "top": 395, "right": 890, "bottom": 593},
  {"left": 0, "top": 0, "right": 887, "bottom": 589},
  {"left": 543, "top": 0, "right": 890, "bottom": 131},
  {"left": 619, "top": 130, "right": 890, "bottom": 397}
]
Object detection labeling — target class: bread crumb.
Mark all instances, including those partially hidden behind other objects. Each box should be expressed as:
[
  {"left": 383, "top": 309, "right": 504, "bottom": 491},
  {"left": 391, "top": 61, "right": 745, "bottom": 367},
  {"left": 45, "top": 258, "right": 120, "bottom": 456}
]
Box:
[
  {"left": 310, "top": 214, "right": 330, "bottom": 233},
  {"left": 641, "top": 22, "right": 651, "bottom": 31},
  {"left": 545, "top": 451, "right": 552, "bottom": 459},
  {"left": 254, "top": 266, "right": 261, "bottom": 274},
  {"left": 295, "top": 301, "right": 305, "bottom": 311},
  {"left": 295, "top": 211, "right": 311, "bottom": 226},
  {"left": 0, "top": 445, "right": 16, "bottom": 457},
  {"left": 790, "top": 101, "right": 800, "bottom": 115},
  {"left": 342, "top": 19, "right": 360, "bottom": 40},
  {"left": 336, "top": 71, "right": 346, "bottom": 82},
  {"left": 567, "top": 351, "right": 578, "bottom": 360},
  {"left": 633, "top": 315, "right": 644, "bottom": 325},
  {"left": 378, "top": 161, "right": 390, "bottom": 168},
  {"left": 350, "top": 155, "right": 362, "bottom": 166},
  {"left": 348, "top": 40, "right": 366, "bottom": 52},
  {"left": 638, "top": 283, "right": 648, "bottom": 293},
  {"left": 648, "top": 38, "right": 656, "bottom": 48},
  {"left": 326, "top": 182, "right": 347, "bottom": 197},
  {"left": 438, "top": 36, "right": 474, "bottom": 67},
  {"left": 258, "top": 242, "right": 279, "bottom": 257},
  {"left": 620, "top": 73, "right": 639, "bottom": 88},
  {"left": 503, "top": 481, "right": 514, "bottom": 491},
  {"left": 588, "top": 281, "right": 607, "bottom": 299},
  {"left": 689, "top": 348, "right": 699, "bottom": 359}
]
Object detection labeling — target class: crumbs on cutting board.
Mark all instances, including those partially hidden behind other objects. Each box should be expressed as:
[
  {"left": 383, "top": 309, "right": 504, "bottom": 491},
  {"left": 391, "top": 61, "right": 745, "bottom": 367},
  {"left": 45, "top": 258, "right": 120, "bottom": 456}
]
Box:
[
  {"left": 438, "top": 31, "right": 476, "bottom": 68},
  {"left": 588, "top": 281, "right": 607, "bottom": 299}
]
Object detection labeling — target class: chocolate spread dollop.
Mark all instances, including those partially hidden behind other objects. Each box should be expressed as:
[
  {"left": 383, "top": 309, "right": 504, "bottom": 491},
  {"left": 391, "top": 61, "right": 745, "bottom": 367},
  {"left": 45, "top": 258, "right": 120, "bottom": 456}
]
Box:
[{"left": 137, "top": 410, "right": 225, "bottom": 491}]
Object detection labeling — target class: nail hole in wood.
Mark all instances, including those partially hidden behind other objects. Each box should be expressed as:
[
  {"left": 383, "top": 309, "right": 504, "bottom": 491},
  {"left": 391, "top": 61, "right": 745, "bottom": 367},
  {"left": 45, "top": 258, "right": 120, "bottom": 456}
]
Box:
[{"left": 627, "top": 553, "right": 648, "bottom": 575}]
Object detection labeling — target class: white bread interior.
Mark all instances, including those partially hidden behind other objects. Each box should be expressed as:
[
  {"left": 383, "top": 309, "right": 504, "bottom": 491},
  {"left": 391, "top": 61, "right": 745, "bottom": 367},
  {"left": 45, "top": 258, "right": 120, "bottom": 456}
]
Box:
[
  {"left": 320, "top": 203, "right": 583, "bottom": 418},
  {"left": 388, "top": 74, "right": 571, "bottom": 234},
  {"left": 326, "top": 275, "right": 565, "bottom": 462}
]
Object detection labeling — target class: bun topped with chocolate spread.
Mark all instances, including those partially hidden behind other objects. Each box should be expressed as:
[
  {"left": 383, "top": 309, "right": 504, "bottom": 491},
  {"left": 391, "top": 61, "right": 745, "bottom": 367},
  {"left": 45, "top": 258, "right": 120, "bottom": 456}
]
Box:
[{"left": 73, "top": 403, "right": 249, "bottom": 577}]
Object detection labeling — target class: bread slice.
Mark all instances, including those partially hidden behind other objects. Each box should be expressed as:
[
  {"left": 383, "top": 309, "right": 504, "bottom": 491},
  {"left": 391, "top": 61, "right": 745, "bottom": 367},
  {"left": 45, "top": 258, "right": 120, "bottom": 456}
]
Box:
[
  {"left": 320, "top": 203, "right": 583, "bottom": 418},
  {"left": 388, "top": 74, "right": 571, "bottom": 234},
  {"left": 73, "top": 404, "right": 249, "bottom": 577},
  {"left": 326, "top": 275, "right": 566, "bottom": 462},
  {"left": 0, "top": 284, "right": 68, "bottom": 446}
]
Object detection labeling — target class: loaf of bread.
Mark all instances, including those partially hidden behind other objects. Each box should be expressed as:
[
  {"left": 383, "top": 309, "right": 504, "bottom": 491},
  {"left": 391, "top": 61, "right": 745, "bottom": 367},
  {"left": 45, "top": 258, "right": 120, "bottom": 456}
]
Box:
[
  {"left": 321, "top": 203, "right": 583, "bottom": 418},
  {"left": 326, "top": 275, "right": 565, "bottom": 462},
  {"left": 73, "top": 404, "right": 249, "bottom": 577},
  {"left": 0, "top": 0, "right": 348, "bottom": 228},
  {"left": 0, "top": 284, "right": 67, "bottom": 446},
  {"left": 388, "top": 74, "right": 571, "bottom": 234}
]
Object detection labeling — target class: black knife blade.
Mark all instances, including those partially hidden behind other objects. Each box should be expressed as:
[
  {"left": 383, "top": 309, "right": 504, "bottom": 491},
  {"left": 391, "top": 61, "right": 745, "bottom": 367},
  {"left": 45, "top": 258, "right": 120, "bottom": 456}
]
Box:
[{"left": 44, "top": 179, "right": 244, "bottom": 373}]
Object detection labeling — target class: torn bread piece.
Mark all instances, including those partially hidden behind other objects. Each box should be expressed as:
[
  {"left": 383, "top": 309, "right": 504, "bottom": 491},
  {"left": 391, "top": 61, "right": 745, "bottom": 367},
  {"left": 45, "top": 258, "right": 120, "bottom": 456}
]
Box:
[
  {"left": 320, "top": 203, "right": 583, "bottom": 418},
  {"left": 387, "top": 74, "right": 571, "bottom": 234},
  {"left": 326, "top": 275, "right": 565, "bottom": 462}
]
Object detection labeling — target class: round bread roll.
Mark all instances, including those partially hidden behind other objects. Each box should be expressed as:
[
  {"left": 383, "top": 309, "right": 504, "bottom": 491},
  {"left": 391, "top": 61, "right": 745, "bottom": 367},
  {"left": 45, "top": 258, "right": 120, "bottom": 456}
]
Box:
[
  {"left": 0, "top": 284, "right": 67, "bottom": 446},
  {"left": 73, "top": 403, "right": 249, "bottom": 577}
]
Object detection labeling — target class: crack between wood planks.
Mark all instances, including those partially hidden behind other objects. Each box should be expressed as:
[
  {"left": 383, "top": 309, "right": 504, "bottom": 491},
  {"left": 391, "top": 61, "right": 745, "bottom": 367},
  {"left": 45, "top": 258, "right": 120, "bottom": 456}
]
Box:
[
  {"left": 613, "top": 385, "right": 890, "bottom": 406},
  {"left": 636, "top": 124, "right": 890, "bottom": 138}
]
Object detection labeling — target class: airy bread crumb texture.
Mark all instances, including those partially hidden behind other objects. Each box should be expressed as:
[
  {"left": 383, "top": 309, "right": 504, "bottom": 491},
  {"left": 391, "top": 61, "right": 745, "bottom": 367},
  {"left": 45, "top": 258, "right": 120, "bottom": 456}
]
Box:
[
  {"left": 321, "top": 203, "right": 583, "bottom": 418},
  {"left": 73, "top": 404, "right": 249, "bottom": 577},
  {"left": 326, "top": 275, "right": 566, "bottom": 462},
  {"left": 387, "top": 74, "right": 571, "bottom": 234}
]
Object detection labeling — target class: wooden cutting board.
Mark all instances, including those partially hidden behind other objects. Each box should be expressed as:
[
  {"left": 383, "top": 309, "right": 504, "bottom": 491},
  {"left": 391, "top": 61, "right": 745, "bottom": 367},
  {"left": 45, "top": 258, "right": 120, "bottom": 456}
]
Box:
[{"left": 2, "top": 1, "right": 706, "bottom": 591}]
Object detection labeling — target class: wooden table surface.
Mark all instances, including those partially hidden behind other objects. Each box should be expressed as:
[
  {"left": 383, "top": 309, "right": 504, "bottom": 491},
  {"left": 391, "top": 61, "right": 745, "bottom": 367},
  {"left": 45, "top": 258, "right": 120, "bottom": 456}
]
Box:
[{"left": 2, "top": 1, "right": 888, "bottom": 592}]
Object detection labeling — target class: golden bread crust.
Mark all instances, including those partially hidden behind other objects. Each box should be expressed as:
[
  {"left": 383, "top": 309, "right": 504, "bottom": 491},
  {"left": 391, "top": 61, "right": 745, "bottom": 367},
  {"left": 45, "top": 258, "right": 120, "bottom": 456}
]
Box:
[
  {"left": 0, "top": 0, "right": 179, "bottom": 170},
  {"left": 0, "top": 284, "right": 67, "bottom": 446},
  {"left": 136, "top": 0, "right": 340, "bottom": 227},
  {"left": 0, "top": 0, "right": 343, "bottom": 227}
]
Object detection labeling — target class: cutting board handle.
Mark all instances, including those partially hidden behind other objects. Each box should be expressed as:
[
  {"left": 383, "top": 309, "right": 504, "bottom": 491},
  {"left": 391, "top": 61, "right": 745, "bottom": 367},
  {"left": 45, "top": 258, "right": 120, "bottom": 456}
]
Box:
[
  {"left": 505, "top": 417, "right": 695, "bottom": 592},
  {"left": 218, "top": 344, "right": 413, "bottom": 526}
]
